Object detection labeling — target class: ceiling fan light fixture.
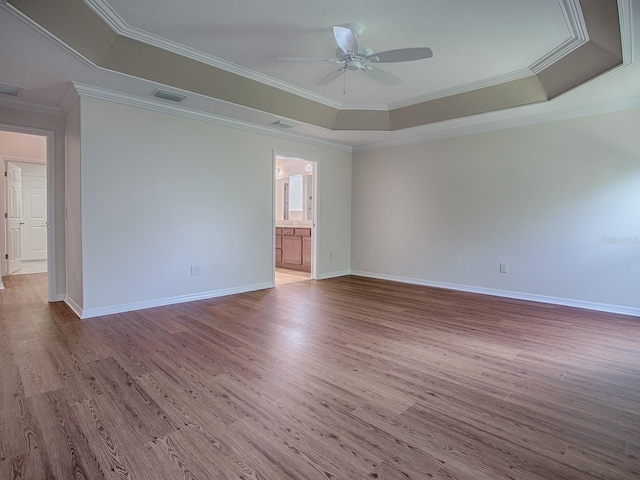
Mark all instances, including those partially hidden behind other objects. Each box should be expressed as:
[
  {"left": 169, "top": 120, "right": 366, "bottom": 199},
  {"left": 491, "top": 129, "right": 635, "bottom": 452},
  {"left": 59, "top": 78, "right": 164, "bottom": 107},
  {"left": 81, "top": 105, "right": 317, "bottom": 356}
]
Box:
[
  {"left": 347, "top": 22, "right": 364, "bottom": 37},
  {"left": 358, "top": 45, "right": 373, "bottom": 57}
]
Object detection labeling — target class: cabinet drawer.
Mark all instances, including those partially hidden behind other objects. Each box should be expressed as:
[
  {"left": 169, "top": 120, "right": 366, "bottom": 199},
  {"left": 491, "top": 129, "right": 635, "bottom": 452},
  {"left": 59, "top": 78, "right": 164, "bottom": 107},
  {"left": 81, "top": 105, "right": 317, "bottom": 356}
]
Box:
[
  {"left": 282, "top": 228, "right": 295, "bottom": 236},
  {"left": 295, "top": 228, "right": 311, "bottom": 237}
]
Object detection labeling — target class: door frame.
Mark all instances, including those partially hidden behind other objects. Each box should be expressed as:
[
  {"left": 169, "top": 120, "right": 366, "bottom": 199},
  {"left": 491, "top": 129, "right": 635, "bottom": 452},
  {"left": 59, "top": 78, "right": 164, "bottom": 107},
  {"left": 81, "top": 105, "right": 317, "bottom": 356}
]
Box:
[
  {"left": 272, "top": 151, "right": 319, "bottom": 284},
  {"left": 0, "top": 124, "right": 56, "bottom": 301}
]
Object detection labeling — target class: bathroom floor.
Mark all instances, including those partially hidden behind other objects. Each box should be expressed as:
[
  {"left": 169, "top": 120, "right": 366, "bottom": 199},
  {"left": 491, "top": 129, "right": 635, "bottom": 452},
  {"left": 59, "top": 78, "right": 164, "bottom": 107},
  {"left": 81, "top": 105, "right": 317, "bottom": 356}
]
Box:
[
  {"left": 10, "top": 259, "right": 48, "bottom": 275},
  {"left": 275, "top": 267, "right": 311, "bottom": 286}
]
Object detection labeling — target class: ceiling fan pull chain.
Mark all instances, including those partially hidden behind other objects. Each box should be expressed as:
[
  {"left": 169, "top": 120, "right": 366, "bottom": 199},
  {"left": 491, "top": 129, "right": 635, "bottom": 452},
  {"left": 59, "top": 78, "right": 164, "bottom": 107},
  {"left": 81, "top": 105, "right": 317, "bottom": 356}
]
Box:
[{"left": 343, "top": 70, "right": 346, "bottom": 95}]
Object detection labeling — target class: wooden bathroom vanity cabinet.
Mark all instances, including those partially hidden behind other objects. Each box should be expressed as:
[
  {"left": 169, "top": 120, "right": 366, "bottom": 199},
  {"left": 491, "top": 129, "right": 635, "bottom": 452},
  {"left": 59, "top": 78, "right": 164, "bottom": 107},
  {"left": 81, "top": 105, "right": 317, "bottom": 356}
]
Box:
[{"left": 276, "top": 227, "right": 311, "bottom": 272}]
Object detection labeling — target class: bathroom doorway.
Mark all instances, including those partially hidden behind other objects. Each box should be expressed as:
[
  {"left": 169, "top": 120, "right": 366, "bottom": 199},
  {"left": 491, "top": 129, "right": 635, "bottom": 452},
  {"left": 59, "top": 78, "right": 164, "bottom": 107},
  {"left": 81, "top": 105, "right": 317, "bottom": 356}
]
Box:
[
  {"left": 0, "top": 128, "right": 50, "bottom": 299},
  {"left": 274, "top": 154, "right": 317, "bottom": 286}
]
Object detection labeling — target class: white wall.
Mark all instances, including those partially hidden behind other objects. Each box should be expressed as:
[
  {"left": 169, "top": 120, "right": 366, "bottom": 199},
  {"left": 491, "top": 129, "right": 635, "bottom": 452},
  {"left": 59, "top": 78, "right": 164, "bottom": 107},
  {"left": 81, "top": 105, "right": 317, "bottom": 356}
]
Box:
[
  {"left": 352, "top": 107, "right": 640, "bottom": 315},
  {"left": 0, "top": 106, "right": 65, "bottom": 299},
  {"left": 75, "top": 96, "right": 351, "bottom": 316},
  {"left": 0, "top": 131, "right": 46, "bottom": 163}
]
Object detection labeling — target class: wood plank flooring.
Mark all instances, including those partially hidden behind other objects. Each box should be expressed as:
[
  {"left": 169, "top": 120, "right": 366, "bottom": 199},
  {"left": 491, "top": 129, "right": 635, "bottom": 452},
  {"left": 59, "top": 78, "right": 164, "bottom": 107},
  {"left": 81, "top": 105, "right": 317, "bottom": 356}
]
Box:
[{"left": 1, "top": 272, "right": 639, "bottom": 479}]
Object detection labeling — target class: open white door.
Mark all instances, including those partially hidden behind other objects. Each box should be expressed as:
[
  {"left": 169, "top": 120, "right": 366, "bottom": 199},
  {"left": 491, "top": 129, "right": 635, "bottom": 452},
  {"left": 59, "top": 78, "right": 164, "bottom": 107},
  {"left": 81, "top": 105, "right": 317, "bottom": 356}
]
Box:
[
  {"left": 7, "top": 162, "right": 23, "bottom": 274},
  {"left": 22, "top": 174, "right": 47, "bottom": 261}
]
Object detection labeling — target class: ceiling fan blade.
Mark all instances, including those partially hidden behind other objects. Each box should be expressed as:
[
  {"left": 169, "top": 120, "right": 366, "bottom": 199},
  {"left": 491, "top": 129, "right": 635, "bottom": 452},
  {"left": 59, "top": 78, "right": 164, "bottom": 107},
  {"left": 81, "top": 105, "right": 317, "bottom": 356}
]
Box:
[
  {"left": 276, "top": 56, "right": 336, "bottom": 62},
  {"left": 369, "top": 47, "right": 433, "bottom": 63},
  {"left": 363, "top": 66, "right": 401, "bottom": 86},
  {"left": 317, "top": 67, "right": 346, "bottom": 85},
  {"left": 333, "top": 26, "right": 358, "bottom": 54}
]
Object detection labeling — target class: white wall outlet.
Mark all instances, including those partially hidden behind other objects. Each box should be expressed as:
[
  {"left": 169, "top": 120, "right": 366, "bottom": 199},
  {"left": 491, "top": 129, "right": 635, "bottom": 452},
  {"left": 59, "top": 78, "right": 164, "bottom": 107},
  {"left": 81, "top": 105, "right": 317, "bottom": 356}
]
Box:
[
  {"left": 191, "top": 264, "right": 201, "bottom": 275},
  {"left": 500, "top": 263, "right": 508, "bottom": 273}
]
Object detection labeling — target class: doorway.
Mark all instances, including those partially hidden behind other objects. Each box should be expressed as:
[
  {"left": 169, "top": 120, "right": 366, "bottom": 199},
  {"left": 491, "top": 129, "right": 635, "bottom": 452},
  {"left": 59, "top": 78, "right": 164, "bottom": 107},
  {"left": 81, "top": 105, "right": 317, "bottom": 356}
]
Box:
[
  {"left": 0, "top": 129, "right": 49, "bottom": 293},
  {"left": 274, "top": 154, "right": 317, "bottom": 286}
]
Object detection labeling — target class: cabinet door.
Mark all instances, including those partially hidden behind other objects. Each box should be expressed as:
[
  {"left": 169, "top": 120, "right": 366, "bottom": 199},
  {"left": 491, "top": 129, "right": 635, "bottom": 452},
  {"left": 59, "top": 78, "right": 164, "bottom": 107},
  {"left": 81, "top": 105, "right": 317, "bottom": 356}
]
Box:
[
  {"left": 282, "top": 236, "right": 302, "bottom": 265},
  {"left": 302, "top": 236, "right": 312, "bottom": 266}
]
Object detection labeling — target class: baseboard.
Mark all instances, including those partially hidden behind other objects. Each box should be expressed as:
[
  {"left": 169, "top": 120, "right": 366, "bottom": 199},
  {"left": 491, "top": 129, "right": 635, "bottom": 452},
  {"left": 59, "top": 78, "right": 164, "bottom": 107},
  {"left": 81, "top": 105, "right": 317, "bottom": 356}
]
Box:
[
  {"left": 64, "top": 296, "right": 83, "bottom": 319},
  {"left": 350, "top": 270, "right": 640, "bottom": 317},
  {"left": 79, "top": 282, "right": 274, "bottom": 319},
  {"left": 316, "top": 270, "right": 351, "bottom": 280}
]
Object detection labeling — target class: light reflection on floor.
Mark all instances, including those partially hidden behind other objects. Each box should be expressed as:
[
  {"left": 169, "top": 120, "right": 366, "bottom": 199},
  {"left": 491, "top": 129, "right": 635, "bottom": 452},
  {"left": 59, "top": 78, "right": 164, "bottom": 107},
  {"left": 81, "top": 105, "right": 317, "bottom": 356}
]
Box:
[{"left": 275, "top": 267, "right": 311, "bottom": 286}]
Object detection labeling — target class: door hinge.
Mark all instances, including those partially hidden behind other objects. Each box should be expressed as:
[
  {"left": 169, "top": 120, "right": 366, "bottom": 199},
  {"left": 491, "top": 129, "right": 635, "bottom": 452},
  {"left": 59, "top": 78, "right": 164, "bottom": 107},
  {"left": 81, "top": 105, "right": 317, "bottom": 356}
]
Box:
[
  {"left": 4, "top": 171, "right": 6, "bottom": 177},
  {"left": 3, "top": 212, "right": 6, "bottom": 219},
  {"left": 4, "top": 254, "right": 7, "bottom": 260}
]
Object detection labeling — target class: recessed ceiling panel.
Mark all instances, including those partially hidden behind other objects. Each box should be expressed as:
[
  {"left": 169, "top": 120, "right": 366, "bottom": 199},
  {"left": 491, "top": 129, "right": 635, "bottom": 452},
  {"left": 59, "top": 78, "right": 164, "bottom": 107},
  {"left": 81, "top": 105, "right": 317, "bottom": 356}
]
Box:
[{"left": 102, "top": 0, "right": 572, "bottom": 107}]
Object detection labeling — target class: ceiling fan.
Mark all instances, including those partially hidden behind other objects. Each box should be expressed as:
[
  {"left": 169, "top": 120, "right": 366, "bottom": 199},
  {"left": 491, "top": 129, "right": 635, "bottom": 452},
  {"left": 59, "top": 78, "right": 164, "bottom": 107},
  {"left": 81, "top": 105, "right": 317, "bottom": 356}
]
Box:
[{"left": 277, "top": 23, "right": 433, "bottom": 87}]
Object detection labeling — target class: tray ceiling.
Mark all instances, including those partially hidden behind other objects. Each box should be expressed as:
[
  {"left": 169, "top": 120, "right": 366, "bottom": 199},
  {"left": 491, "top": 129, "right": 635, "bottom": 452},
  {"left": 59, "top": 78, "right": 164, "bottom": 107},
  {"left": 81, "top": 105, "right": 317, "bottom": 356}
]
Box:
[{"left": 0, "top": 0, "right": 634, "bottom": 145}]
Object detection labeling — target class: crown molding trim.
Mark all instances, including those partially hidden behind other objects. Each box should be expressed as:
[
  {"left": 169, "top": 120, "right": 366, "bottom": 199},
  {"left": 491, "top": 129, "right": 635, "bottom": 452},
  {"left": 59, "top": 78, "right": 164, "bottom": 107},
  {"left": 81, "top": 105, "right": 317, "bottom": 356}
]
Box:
[
  {"left": 353, "top": 95, "right": 640, "bottom": 152},
  {"left": 0, "top": 95, "right": 62, "bottom": 115},
  {"left": 71, "top": 82, "right": 353, "bottom": 152},
  {"left": 387, "top": 69, "right": 535, "bottom": 110},
  {"left": 530, "top": 0, "right": 589, "bottom": 73},
  {"left": 58, "top": 82, "right": 81, "bottom": 115},
  {"left": 390, "top": 0, "right": 588, "bottom": 110},
  {"left": 618, "top": 0, "right": 634, "bottom": 62},
  {"left": 82, "top": 0, "right": 344, "bottom": 110},
  {"left": 82, "top": 0, "right": 588, "bottom": 113},
  {"left": 3, "top": 3, "right": 97, "bottom": 69}
]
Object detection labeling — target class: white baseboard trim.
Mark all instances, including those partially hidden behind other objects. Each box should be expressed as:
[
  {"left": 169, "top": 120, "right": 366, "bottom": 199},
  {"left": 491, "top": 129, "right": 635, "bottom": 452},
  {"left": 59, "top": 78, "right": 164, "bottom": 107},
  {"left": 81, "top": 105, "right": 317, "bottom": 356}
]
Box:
[
  {"left": 55, "top": 294, "right": 66, "bottom": 302},
  {"left": 64, "top": 296, "right": 83, "bottom": 319},
  {"left": 316, "top": 270, "right": 351, "bottom": 280},
  {"left": 78, "top": 282, "right": 274, "bottom": 319},
  {"left": 350, "top": 270, "right": 640, "bottom": 318}
]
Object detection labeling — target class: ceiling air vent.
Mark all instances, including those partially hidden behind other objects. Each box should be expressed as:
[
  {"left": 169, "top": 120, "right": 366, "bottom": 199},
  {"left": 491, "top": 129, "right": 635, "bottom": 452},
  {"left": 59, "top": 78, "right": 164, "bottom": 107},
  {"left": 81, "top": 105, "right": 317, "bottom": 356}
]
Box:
[
  {"left": 0, "top": 83, "right": 21, "bottom": 97},
  {"left": 272, "top": 120, "right": 296, "bottom": 129},
  {"left": 153, "top": 89, "right": 187, "bottom": 102}
]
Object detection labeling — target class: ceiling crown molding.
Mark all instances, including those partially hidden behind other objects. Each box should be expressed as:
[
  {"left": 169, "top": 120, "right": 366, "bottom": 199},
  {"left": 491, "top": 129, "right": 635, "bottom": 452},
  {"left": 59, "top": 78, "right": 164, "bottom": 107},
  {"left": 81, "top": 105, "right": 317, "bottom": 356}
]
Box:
[
  {"left": 3, "top": 2, "right": 97, "bottom": 69},
  {"left": 6, "top": 0, "right": 627, "bottom": 132},
  {"left": 58, "top": 82, "right": 81, "bottom": 115},
  {"left": 0, "top": 95, "right": 62, "bottom": 115},
  {"left": 354, "top": 95, "right": 640, "bottom": 152},
  {"left": 82, "top": 0, "right": 344, "bottom": 110},
  {"left": 529, "top": 0, "right": 589, "bottom": 73},
  {"left": 390, "top": 0, "right": 589, "bottom": 110},
  {"left": 71, "top": 82, "right": 352, "bottom": 152},
  {"left": 83, "top": 0, "right": 589, "bottom": 112}
]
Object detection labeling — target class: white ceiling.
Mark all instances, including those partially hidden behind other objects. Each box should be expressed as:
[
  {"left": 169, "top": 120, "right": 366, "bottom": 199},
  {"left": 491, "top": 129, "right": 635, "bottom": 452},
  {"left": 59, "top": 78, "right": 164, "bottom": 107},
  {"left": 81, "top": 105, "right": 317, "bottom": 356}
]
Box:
[
  {"left": 98, "top": 0, "right": 571, "bottom": 108},
  {"left": 0, "top": 0, "right": 639, "bottom": 149}
]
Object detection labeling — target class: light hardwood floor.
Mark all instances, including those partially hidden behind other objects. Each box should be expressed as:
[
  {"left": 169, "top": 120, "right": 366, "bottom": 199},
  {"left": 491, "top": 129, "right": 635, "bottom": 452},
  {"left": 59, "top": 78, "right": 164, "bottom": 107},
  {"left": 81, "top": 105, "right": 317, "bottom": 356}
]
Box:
[
  {"left": 275, "top": 267, "right": 311, "bottom": 286},
  {"left": 1, "top": 272, "right": 639, "bottom": 479}
]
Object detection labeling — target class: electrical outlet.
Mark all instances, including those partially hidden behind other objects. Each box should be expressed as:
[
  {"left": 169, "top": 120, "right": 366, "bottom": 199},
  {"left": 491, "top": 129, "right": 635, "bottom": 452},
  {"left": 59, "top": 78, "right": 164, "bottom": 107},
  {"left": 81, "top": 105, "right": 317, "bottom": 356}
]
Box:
[
  {"left": 500, "top": 263, "right": 508, "bottom": 273},
  {"left": 191, "top": 265, "right": 201, "bottom": 275}
]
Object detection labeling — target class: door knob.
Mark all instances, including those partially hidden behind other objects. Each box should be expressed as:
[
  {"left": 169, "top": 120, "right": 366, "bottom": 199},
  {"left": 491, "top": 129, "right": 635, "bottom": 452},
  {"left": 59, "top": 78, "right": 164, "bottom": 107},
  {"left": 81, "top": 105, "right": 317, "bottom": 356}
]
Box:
[{"left": 19, "top": 222, "right": 25, "bottom": 225}]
